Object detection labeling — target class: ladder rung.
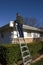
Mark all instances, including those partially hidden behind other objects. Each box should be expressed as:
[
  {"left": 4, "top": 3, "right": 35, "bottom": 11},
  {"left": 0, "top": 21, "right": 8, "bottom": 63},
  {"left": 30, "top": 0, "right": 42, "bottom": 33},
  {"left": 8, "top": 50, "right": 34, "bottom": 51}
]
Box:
[
  {"left": 24, "top": 59, "right": 32, "bottom": 65},
  {"left": 22, "top": 50, "right": 29, "bottom": 53},
  {"left": 21, "top": 46, "right": 27, "bottom": 48},
  {"left": 23, "top": 55, "right": 30, "bottom": 59},
  {"left": 15, "top": 23, "right": 32, "bottom": 65}
]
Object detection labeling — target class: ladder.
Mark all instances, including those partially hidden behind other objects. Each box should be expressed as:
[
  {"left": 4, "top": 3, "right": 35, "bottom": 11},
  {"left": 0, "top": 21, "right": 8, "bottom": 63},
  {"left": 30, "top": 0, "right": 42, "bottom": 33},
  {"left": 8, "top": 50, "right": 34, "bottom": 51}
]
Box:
[{"left": 15, "top": 23, "right": 32, "bottom": 65}]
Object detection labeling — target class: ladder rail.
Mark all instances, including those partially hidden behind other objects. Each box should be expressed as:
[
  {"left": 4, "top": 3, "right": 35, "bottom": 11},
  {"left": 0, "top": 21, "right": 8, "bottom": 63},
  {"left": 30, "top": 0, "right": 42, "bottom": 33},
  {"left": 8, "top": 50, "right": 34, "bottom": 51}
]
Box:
[
  {"left": 22, "top": 37, "right": 31, "bottom": 55},
  {"left": 15, "top": 23, "right": 24, "bottom": 61},
  {"left": 15, "top": 23, "right": 32, "bottom": 65}
]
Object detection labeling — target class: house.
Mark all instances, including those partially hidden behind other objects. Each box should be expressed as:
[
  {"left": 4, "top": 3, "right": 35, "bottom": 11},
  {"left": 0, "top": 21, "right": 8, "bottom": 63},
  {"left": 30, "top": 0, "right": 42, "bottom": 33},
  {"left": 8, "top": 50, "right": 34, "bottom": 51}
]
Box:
[{"left": 0, "top": 21, "right": 43, "bottom": 44}]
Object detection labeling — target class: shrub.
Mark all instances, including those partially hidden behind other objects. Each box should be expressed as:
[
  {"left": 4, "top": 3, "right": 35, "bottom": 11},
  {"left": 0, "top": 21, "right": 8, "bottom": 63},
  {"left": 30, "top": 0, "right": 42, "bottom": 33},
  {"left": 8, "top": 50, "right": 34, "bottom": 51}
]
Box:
[
  {"left": 40, "top": 41, "right": 43, "bottom": 54},
  {"left": 6, "top": 44, "right": 21, "bottom": 65},
  {"left": 31, "top": 58, "right": 43, "bottom": 65},
  {"left": 0, "top": 42, "right": 43, "bottom": 65},
  {"left": 27, "top": 42, "right": 42, "bottom": 57},
  {"left": 0, "top": 45, "right": 8, "bottom": 65},
  {"left": 0, "top": 44, "right": 21, "bottom": 65}
]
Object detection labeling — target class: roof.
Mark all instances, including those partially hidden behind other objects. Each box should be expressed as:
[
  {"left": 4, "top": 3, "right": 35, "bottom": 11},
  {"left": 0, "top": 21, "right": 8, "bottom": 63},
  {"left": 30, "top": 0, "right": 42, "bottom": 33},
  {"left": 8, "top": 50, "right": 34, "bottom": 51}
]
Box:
[
  {"left": 23, "top": 25, "right": 43, "bottom": 32},
  {"left": 0, "top": 21, "right": 43, "bottom": 32}
]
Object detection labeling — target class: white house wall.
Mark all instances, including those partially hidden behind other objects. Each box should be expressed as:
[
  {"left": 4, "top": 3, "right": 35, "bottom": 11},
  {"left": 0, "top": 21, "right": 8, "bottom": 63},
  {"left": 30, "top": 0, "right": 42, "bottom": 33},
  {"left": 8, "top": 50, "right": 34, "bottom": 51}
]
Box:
[
  {"left": 0, "top": 31, "right": 40, "bottom": 44},
  {"left": 31, "top": 32, "right": 40, "bottom": 38},
  {"left": 11, "top": 31, "right": 40, "bottom": 38},
  {"left": 11, "top": 31, "right": 31, "bottom": 38}
]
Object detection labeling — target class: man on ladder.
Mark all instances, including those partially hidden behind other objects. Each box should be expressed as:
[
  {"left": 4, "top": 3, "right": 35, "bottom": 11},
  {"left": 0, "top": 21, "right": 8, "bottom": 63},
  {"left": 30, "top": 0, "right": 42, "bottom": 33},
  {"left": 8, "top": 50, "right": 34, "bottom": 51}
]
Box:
[
  {"left": 15, "top": 13, "right": 24, "bottom": 37},
  {"left": 15, "top": 13, "right": 32, "bottom": 65}
]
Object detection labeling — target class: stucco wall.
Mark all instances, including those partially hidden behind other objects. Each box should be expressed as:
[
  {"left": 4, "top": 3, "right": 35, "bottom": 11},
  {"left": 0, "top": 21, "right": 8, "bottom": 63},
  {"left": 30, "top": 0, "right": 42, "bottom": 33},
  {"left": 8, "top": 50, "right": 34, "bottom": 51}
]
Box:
[{"left": 12, "top": 38, "right": 33, "bottom": 44}]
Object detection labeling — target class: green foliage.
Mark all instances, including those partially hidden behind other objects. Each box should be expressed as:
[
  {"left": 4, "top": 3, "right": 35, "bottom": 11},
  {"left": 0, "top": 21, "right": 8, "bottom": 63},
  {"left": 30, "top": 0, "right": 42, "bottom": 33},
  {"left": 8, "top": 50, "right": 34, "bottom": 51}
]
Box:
[
  {"left": 0, "top": 46, "right": 7, "bottom": 65},
  {"left": 27, "top": 42, "right": 42, "bottom": 57},
  {"left": 6, "top": 44, "right": 21, "bottom": 65},
  {"left": 31, "top": 58, "right": 43, "bottom": 65},
  {"left": 0, "top": 42, "right": 43, "bottom": 65},
  {"left": 0, "top": 44, "right": 21, "bottom": 65}
]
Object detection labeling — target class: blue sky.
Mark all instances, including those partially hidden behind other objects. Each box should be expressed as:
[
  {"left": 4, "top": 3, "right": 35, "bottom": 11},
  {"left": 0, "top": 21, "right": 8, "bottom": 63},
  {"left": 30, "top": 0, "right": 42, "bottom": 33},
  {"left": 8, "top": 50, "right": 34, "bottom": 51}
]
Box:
[{"left": 0, "top": 0, "right": 43, "bottom": 27}]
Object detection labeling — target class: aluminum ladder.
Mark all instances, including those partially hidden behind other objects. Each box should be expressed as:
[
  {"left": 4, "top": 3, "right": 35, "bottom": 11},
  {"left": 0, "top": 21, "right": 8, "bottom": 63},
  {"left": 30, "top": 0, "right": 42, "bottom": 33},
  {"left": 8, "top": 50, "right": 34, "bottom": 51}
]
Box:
[{"left": 15, "top": 23, "right": 32, "bottom": 65}]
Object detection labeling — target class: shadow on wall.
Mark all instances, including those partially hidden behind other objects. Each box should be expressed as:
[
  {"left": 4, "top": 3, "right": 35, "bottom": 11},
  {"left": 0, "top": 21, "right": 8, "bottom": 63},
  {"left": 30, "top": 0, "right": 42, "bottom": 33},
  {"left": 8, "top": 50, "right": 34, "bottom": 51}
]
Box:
[{"left": 0, "top": 46, "right": 7, "bottom": 65}]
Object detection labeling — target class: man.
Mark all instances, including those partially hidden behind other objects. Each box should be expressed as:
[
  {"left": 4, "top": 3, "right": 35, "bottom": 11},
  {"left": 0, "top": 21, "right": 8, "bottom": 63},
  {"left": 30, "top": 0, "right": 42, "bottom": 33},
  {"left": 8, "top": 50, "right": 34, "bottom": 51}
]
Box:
[{"left": 15, "top": 13, "right": 24, "bottom": 37}]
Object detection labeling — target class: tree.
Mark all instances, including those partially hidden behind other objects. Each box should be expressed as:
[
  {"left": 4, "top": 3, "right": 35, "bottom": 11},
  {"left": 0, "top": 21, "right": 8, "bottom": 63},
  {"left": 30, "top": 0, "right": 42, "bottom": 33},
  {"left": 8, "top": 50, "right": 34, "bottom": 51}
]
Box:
[
  {"left": 15, "top": 13, "right": 39, "bottom": 28},
  {"left": 24, "top": 17, "right": 39, "bottom": 27}
]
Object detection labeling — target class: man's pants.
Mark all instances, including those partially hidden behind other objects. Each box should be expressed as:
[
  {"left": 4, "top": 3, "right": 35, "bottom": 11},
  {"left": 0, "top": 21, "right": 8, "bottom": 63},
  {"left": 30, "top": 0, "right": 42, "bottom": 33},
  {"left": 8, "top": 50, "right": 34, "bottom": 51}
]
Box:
[{"left": 17, "top": 23, "right": 24, "bottom": 37}]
